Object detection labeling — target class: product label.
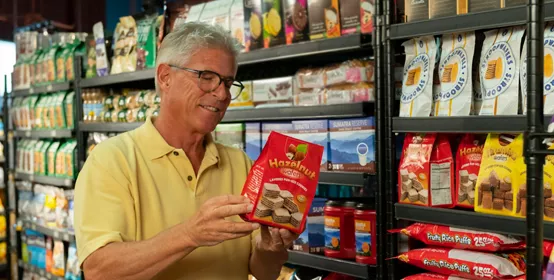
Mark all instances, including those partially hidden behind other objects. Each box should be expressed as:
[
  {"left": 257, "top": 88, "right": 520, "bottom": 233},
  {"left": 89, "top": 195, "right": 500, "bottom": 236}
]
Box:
[
  {"left": 329, "top": 117, "right": 376, "bottom": 172},
  {"left": 402, "top": 52, "right": 431, "bottom": 103},
  {"left": 430, "top": 162, "right": 452, "bottom": 205},
  {"left": 439, "top": 46, "right": 469, "bottom": 101},
  {"left": 324, "top": 215, "right": 340, "bottom": 251},
  {"left": 355, "top": 219, "right": 372, "bottom": 257}
]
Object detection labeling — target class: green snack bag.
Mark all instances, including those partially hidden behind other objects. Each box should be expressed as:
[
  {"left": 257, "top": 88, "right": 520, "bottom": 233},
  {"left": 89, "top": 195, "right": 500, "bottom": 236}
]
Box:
[
  {"left": 42, "top": 95, "right": 53, "bottom": 129},
  {"left": 65, "top": 34, "right": 86, "bottom": 81},
  {"left": 47, "top": 34, "right": 63, "bottom": 83},
  {"left": 60, "top": 33, "right": 76, "bottom": 82},
  {"left": 136, "top": 15, "right": 158, "bottom": 70},
  {"left": 40, "top": 140, "right": 52, "bottom": 175},
  {"left": 34, "top": 96, "right": 45, "bottom": 129},
  {"left": 29, "top": 47, "right": 41, "bottom": 86},
  {"left": 56, "top": 34, "right": 70, "bottom": 82},
  {"left": 117, "top": 109, "right": 129, "bottom": 122},
  {"left": 65, "top": 92, "right": 75, "bottom": 129},
  {"left": 103, "top": 95, "right": 115, "bottom": 110},
  {"left": 64, "top": 141, "right": 77, "bottom": 178},
  {"left": 103, "top": 110, "right": 113, "bottom": 122},
  {"left": 28, "top": 96, "right": 39, "bottom": 129},
  {"left": 47, "top": 141, "right": 61, "bottom": 176},
  {"left": 54, "top": 92, "right": 68, "bottom": 129},
  {"left": 40, "top": 37, "right": 53, "bottom": 85},
  {"left": 55, "top": 142, "right": 68, "bottom": 177},
  {"left": 34, "top": 140, "right": 44, "bottom": 174}
]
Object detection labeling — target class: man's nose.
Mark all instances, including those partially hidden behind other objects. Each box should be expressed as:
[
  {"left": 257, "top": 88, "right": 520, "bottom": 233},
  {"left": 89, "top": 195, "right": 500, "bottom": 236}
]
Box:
[{"left": 211, "top": 83, "right": 230, "bottom": 101}]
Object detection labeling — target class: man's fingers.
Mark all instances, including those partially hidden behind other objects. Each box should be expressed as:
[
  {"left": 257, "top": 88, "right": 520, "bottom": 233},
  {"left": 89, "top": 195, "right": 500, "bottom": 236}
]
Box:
[
  {"left": 222, "top": 221, "right": 260, "bottom": 233},
  {"left": 260, "top": 225, "right": 272, "bottom": 241},
  {"left": 224, "top": 231, "right": 254, "bottom": 241},
  {"left": 208, "top": 194, "right": 251, "bottom": 207},
  {"left": 270, "top": 227, "right": 284, "bottom": 247},
  {"left": 279, "top": 229, "right": 298, "bottom": 248},
  {"left": 213, "top": 203, "right": 252, "bottom": 218}
]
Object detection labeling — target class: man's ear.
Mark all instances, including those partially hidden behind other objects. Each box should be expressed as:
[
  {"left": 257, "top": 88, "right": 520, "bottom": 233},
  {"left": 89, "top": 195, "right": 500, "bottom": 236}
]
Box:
[{"left": 157, "top": 64, "right": 172, "bottom": 94}]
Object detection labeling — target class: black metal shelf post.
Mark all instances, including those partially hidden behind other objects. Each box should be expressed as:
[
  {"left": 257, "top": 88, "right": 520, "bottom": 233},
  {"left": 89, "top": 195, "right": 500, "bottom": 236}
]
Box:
[{"left": 3, "top": 75, "right": 11, "bottom": 279}]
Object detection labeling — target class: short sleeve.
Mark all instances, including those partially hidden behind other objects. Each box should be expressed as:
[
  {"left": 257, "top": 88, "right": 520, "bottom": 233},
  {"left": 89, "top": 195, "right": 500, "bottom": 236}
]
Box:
[{"left": 74, "top": 151, "right": 136, "bottom": 267}]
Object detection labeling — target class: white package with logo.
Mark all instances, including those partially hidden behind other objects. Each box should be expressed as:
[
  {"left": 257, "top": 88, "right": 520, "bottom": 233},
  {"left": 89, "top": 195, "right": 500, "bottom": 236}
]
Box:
[
  {"left": 435, "top": 32, "right": 475, "bottom": 116},
  {"left": 399, "top": 36, "right": 437, "bottom": 117},
  {"left": 521, "top": 23, "right": 554, "bottom": 114},
  {"left": 479, "top": 27, "right": 525, "bottom": 115}
]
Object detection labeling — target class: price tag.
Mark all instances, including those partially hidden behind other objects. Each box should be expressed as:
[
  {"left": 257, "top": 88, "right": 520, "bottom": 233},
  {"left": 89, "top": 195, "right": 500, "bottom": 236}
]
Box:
[
  {"left": 46, "top": 84, "right": 53, "bottom": 91},
  {"left": 50, "top": 130, "right": 57, "bottom": 137},
  {"left": 25, "top": 131, "right": 30, "bottom": 137},
  {"left": 29, "top": 88, "right": 34, "bottom": 94}
]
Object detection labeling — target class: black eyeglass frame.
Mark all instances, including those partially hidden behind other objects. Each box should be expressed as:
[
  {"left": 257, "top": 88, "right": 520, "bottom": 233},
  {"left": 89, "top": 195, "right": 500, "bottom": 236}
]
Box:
[{"left": 168, "top": 64, "right": 245, "bottom": 100}]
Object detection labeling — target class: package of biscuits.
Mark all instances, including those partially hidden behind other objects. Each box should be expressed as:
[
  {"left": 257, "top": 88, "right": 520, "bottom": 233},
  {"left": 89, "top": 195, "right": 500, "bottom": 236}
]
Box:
[
  {"left": 398, "top": 133, "right": 454, "bottom": 208},
  {"left": 244, "top": 0, "right": 264, "bottom": 51},
  {"left": 455, "top": 134, "right": 485, "bottom": 209},
  {"left": 474, "top": 134, "right": 523, "bottom": 217},
  {"left": 283, "top": 0, "right": 310, "bottom": 44},
  {"left": 241, "top": 131, "right": 324, "bottom": 233}
]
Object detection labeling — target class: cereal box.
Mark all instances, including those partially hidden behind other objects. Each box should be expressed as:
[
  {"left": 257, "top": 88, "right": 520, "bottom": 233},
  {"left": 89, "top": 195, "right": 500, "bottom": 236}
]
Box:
[
  {"left": 293, "top": 197, "right": 326, "bottom": 253},
  {"left": 474, "top": 134, "right": 523, "bottom": 216},
  {"left": 292, "top": 120, "right": 330, "bottom": 170},
  {"left": 307, "top": 0, "right": 341, "bottom": 40},
  {"left": 283, "top": 0, "right": 310, "bottom": 44},
  {"left": 329, "top": 117, "right": 375, "bottom": 173},
  {"left": 241, "top": 131, "right": 324, "bottom": 233},
  {"left": 262, "top": 0, "right": 286, "bottom": 48},
  {"left": 245, "top": 122, "right": 262, "bottom": 161},
  {"left": 262, "top": 122, "right": 294, "bottom": 147},
  {"left": 455, "top": 134, "right": 485, "bottom": 209},
  {"left": 244, "top": 0, "right": 264, "bottom": 51}
]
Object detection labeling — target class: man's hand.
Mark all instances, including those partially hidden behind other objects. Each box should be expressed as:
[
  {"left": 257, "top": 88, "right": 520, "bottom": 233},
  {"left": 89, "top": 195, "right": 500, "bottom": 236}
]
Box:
[
  {"left": 183, "top": 195, "right": 259, "bottom": 248},
  {"left": 255, "top": 225, "right": 300, "bottom": 262}
]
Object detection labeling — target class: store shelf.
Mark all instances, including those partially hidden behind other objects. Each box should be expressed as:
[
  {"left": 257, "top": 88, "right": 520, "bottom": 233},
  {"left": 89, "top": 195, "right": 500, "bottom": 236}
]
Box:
[
  {"left": 287, "top": 250, "right": 375, "bottom": 279},
  {"left": 80, "top": 68, "right": 156, "bottom": 88},
  {"left": 12, "top": 82, "right": 73, "bottom": 97},
  {"left": 19, "top": 261, "right": 65, "bottom": 280},
  {"left": 395, "top": 204, "right": 554, "bottom": 240},
  {"left": 319, "top": 171, "right": 371, "bottom": 187},
  {"left": 14, "top": 129, "right": 73, "bottom": 138},
  {"left": 237, "top": 34, "right": 371, "bottom": 65},
  {"left": 15, "top": 172, "right": 74, "bottom": 187},
  {"left": 79, "top": 122, "right": 142, "bottom": 132},
  {"left": 21, "top": 220, "right": 75, "bottom": 242},
  {"left": 392, "top": 115, "right": 553, "bottom": 133}
]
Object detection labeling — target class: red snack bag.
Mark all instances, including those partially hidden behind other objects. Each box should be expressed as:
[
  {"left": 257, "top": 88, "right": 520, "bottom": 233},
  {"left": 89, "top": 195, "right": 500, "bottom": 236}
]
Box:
[
  {"left": 241, "top": 131, "right": 324, "bottom": 234},
  {"left": 455, "top": 134, "right": 485, "bottom": 208},
  {"left": 399, "top": 223, "right": 524, "bottom": 252},
  {"left": 398, "top": 134, "right": 455, "bottom": 207},
  {"left": 402, "top": 273, "right": 467, "bottom": 280},
  {"left": 545, "top": 240, "right": 554, "bottom": 257},
  {"left": 396, "top": 248, "right": 526, "bottom": 279}
]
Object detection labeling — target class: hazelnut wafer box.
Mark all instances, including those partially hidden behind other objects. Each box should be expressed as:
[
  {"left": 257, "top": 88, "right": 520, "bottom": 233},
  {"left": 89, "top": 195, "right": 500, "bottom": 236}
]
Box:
[{"left": 241, "top": 131, "right": 324, "bottom": 233}]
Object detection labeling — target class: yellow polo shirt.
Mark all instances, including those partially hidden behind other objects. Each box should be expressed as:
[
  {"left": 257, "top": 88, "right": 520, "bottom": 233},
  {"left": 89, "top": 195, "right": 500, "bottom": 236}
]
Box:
[{"left": 75, "top": 117, "right": 254, "bottom": 279}]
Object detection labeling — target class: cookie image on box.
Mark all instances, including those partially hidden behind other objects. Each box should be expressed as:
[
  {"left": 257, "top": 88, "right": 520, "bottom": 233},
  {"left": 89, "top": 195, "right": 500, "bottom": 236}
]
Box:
[
  {"left": 408, "top": 172, "right": 417, "bottom": 181},
  {"left": 546, "top": 182, "right": 552, "bottom": 198},
  {"left": 493, "top": 190, "right": 506, "bottom": 199},
  {"left": 480, "top": 178, "right": 492, "bottom": 191},
  {"left": 489, "top": 170, "right": 500, "bottom": 187},
  {"left": 418, "top": 189, "right": 428, "bottom": 204},
  {"left": 461, "top": 181, "right": 473, "bottom": 193},
  {"left": 250, "top": 13, "right": 262, "bottom": 39},
  {"left": 493, "top": 198, "right": 504, "bottom": 210},
  {"left": 263, "top": 183, "right": 281, "bottom": 198},
  {"left": 261, "top": 196, "right": 284, "bottom": 210},
  {"left": 504, "top": 199, "right": 513, "bottom": 211},
  {"left": 545, "top": 206, "right": 554, "bottom": 218},
  {"left": 458, "top": 191, "right": 468, "bottom": 203},
  {"left": 255, "top": 203, "right": 272, "bottom": 217},
  {"left": 459, "top": 170, "right": 469, "bottom": 184},
  {"left": 468, "top": 191, "right": 475, "bottom": 205},
  {"left": 469, "top": 173, "right": 478, "bottom": 185},
  {"left": 290, "top": 212, "right": 303, "bottom": 228},
  {"left": 280, "top": 190, "right": 299, "bottom": 213},
  {"left": 408, "top": 189, "right": 419, "bottom": 202},
  {"left": 546, "top": 197, "right": 554, "bottom": 208},
  {"left": 500, "top": 176, "right": 512, "bottom": 192},
  {"left": 412, "top": 180, "right": 424, "bottom": 191},
  {"left": 292, "top": 3, "right": 307, "bottom": 31},
  {"left": 402, "top": 180, "right": 412, "bottom": 192},
  {"left": 401, "top": 191, "right": 409, "bottom": 201},
  {"left": 481, "top": 191, "right": 493, "bottom": 209},
  {"left": 272, "top": 208, "right": 291, "bottom": 223},
  {"left": 400, "top": 169, "right": 409, "bottom": 182}
]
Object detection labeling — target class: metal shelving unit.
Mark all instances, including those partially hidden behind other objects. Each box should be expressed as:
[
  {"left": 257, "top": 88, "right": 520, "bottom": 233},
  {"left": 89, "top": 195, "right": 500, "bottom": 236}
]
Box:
[
  {"left": 13, "top": 129, "right": 73, "bottom": 139},
  {"left": 12, "top": 82, "right": 73, "bottom": 97},
  {"left": 21, "top": 220, "right": 75, "bottom": 242},
  {"left": 393, "top": 116, "right": 554, "bottom": 133},
  {"left": 14, "top": 173, "right": 73, "bottom": 188},
  {"left": 287, "top": 251, "right": 376, "bottom": 279},
  {"left": 18, "top": 261, "right": 65, "bottom": 280}
]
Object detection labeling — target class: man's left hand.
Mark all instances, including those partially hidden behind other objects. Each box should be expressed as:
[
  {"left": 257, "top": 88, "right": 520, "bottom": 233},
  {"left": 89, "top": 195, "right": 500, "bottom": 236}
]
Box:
[{"left": 255, "top": 225, "right": 299, "bottom": 261}]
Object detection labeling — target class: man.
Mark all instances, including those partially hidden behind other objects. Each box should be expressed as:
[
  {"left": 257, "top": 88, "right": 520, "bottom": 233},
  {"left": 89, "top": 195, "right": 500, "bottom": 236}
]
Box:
[{"left": 75, "top": 22, "right": 298, "bottom": 280}]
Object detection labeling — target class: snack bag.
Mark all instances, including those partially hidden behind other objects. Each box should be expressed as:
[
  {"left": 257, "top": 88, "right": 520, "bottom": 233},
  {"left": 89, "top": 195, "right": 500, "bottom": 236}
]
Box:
[
  {"left": 65, "top": 92, "right": 75, "bottom": 129},
  {"left": 136, "top": 16, "right": 158, "bottom": 70},
  {"left": 474, "top": 134, "right": 523, "bottom": 216},
  {"left": 55, "top": 143, "right": 67, "bottom": 177},
  {"left": 396, "top": 248, "right": 526, "bottom": 279},
  {"left": 400, "top": 36, "right": 438, "bottom": 117},
  {"left": 51, "top": 240, "right": 65, "bottom": 276},
  {"left": 478, "top": 27, "right": 524, "bottom": 115},
  {"left": 436, "top": 32, "right": 475, "bottom": 116},
  {"left": 66, "top": 242, "right": 81, "bottom": 280},
  {"left": 244, "top": 0, "right": 264, "bottom": 51},
  {"left": 230, "top": 0, "right": 246, "bottom": 48},
  {"left": 240, "top": 131, "right": 324, "bottom": 234},
  {"left": 398, "top": 134, "right": 454, "bottom": 207},
  {"left": 397, "top": 223, "right": 525, "bottom": 252},
  {"left": 93, "top": 22, "right": 110, "bottom": 77},
  {"left": 455, "top": 134, "right": 485, "bottom": 208},
  {"left": 47, "top": 141, "right": 60, "bottom": 176},
  {"left": 283, "top": 0, "right": 309, "bottom": 44}
]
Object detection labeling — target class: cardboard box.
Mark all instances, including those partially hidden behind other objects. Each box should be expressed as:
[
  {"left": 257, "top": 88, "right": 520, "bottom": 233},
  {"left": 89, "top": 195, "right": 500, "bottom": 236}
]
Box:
[
  {"left": 339, "top": 0, "right": 361, "bottom": 35},
  {"left": 229, "top": 81, "right": 254, "bottom": 109},
  {"left": 293, "top": 198, "right": 326, "bottom": 253},
  {"left": 245, "top": 122, "right": 262, "bottom": 160},
  {"left": 283, "top": 0, "right": 310, "bottom": 44},
  {"left": 307, "top": 0, "right": 341, "bottom": 40},
  {"left": 261, "top": 122, "right": 293, "bottom": 147},
  {"left": 262, "top": 0, "right": 286, "bottom": 47},
  {"left": 230, "top": 0, "right": 246, "bottom": 48},
  {"left": 360, "top": 0, "right": 374, "bottom": 34},
  {"left": 244, "top": 0, "right": 264, "bottom": 51},
  {"left": 429, "top": 0, "right": 467, "bottom": 18},
  {"left": 404, "top": 0, "right": 429, "bottom": 22},
  {"left": 329, "top": 117, "right": 375, "bottom": 173},
  {"left": 253, "top": 77, "right": 293, "bottom": 108},
  {"left": 292, "top": 120, "right": 330, "bottom": 170},
  {"left": 215, "top": 123, "right": 245, "bottom": 150}
]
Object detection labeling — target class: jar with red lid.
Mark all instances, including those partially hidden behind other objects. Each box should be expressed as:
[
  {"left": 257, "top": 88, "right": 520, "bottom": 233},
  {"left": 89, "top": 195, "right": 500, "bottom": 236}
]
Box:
[
  {"left": 354, "top": 203, "right": 376, "bottom": 264},
  {"left": 324, "top": 200, "right": 356, "bottom": 259}
]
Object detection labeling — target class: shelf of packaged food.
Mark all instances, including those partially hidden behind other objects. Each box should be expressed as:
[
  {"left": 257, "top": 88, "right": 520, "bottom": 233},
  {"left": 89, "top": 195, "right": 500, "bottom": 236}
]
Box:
[
  {"left": 19, "top": 261, "right": 65, "bottom": 280},
  {"left": 0, "top": 135, "right": 5, "bottom": 141},
  {"left": 392, "top": 115, "right": 553, "bottom": 133},
  {"left": 395, "top": 203, "right": 554, "bottom": 240},
  {"left": 319, "top": 171, "right": 372, "bottom": 187},
  {"left": 12, "top": 82, "right": 73, "bottom": 97},
  {"left": 80, "top": 68, "right": 156, "bottom": 88},
  {"left": 78, "top": 122, "right": 142, "bottom": 132},
  {"left": 21, "top": 220, "right": 75, "bottom": 242},
  {"left": 237, "top": 34, "right": 371, "bottom": 66},
  {"left": 15, "top": 172, "right": 74, "bottom": 187},
  {"left": 14, "top": 129, "right": 73, "bottom": 138},
  {"left": 287, "top": 250, "right": 375, "bottom": 278}
]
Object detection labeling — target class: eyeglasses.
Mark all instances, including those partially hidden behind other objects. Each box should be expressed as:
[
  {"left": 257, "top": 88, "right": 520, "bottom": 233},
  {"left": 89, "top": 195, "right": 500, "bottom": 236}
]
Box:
[{"left": 169, "top": 64, "right": 245, "bottom": 100}]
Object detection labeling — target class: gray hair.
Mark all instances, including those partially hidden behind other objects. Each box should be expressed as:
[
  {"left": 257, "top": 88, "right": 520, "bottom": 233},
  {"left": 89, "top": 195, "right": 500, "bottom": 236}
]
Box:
[{"left": 155, "top": 22, "right": 241, "bottom": 93}]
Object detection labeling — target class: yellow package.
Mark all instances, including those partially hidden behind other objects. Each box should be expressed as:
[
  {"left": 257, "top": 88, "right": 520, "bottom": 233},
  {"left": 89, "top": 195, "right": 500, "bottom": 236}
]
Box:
[{"left": 474, "top": 134, "right": 523, "bottom": 216}]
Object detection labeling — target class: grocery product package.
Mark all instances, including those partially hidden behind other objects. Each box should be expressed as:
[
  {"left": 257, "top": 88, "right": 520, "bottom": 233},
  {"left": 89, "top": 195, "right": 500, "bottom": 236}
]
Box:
[
  {"left": 296, "top": 67, "right": 325, "bottom": 89},
  {"left": 436, "top": 32, "right": 475, "bottom": 116},
  {"left": 240, "top": 131, "right": 324, "bottom": 234},
  {"left": 474, "top": 134, "right": 523, "bottom": 216},
  {"left": 136, "top": 15, "right": 158, "bottom": 70},
  {"left": 398, "top": 134, "right": 454, "bottom": 207},
  {"left": 65, "top": 91, "right": 75, "bottom": 129},
  {"left": 111, "top": 16, "right": 138, "bottom": 74},
  {"left": 244, "top": 0, "right": 264, "bottom": 51},
  {"left": 253, "top": 77, "right": 293, "bottom": 108},
  {"left": 328, "top": 117, "right": 375, "bottom": 172},
  {"left": 338, "top": 0, "right": 361, "bottom": 35},
  {"left": 396, "top": 248, "right": 526, "bottom": 279},
  {"left": 214, "top": 123, "right": 245, "bottom": 150},
  {"left": 397, "top": 223, "right": 524, "bottom": 252},
  {"left": 45, "top": 236, "right": 53, "bottom": 272},
  {"left": 51, "top": 240, "right": 65, "bottom": 276},
  {"left": 229, "top": 81, "right": 253, "bottom": 108},
  {"left": 245, "top": 122, "right": 262, "bottom": 160},
  {"left": 262, "top": 0, "right": 286, "bottom": 47},
  {"left": 55, "top": 34, "right": 69, "bottom": 82},
  {"left": 478, "top": 27, "right": 525, "bottom": 115},
  {"left": 54, "top": 92, "right": 67, "bottom": 129},
  {"left": 360, "top": 0, "right": 374, "bottom": 34},
  {"left": 400, "top": 36, "right": 438, "bottom": 117},
  {"left": 283, "top": 0, "right": 310, "bottom": 44},
  {"left": 307, "top": 0, "right": 341, "bottom": 39},
  {"left": 46, "top": 141, "right": 60, "bottom": 176},
  {"left": 455, "top": 134, "right": 485, "bottom": 208},
  {"left": 292, "top": 120, "right": 330, "bottom": 170},
  {"left": 292, "top": 197, "right": 326, "bottom": 253},
  {"left": 230, "top": 0, "right": 245, "bottom": 48},
  {"left": 85, "top": 33, "right": 96, "bottom": 78},
  {"left": 65, "top": 242, "right": 81, "bottom": 280},
  {"left": 325, "top": 59, "right": 372, "bottom": 87}
]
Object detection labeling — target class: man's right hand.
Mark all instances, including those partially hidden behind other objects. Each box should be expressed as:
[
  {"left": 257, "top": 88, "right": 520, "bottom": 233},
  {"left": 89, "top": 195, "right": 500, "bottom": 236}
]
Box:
[{"left": 183, "top": 194, "right": 259, "bottom": 248}]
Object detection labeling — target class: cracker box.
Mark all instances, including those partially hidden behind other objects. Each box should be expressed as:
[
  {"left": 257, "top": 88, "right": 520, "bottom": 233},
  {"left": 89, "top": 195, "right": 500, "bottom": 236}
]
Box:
[
  {"left": 262, "top": 0, "right": 286, "bottom": 47},
  {"left": 339, "top": 0, "right": 361, "bottom": 35},
  {"left": 215, "top": 123, "right": 245, "bottom": 150},
  {"left": 241, "top": 131, "right": 324, "bottom": 233},
  {"left": 292, "top": 120, "right": 330, "bottom": 170},
  {"left": 230, "top": 0, "right": 246, "bottom": 48},
  {"left": 283, "top": 0, "right": 310, "bottom": 44},
  {"left": 229, "top": 81, "right": 254, "bottom": 109},
  {"left": 455, "top": 134, "right": 485, "bottom": 209},
  {"left": 244, "top": 0, "right": 264, "bottom": 51},
  {"left": 293, "top": 198, "right": 326, "bottom": 253},
  {"left": 398, "top": 133, "right": 455, "bottom": 207},
  {"left": 307, "top": 0, "right": 341, "bottom": 40},
  {"left": 245, "top": 122, "right": 262, "bottom": 160},
  {"left": 253, "top": 77, "right": 293, "bottom": 108},
  {"left": 360, "top": 0, "right": 374, "bottom": 34},
  {"left": 262, "top": 122, "right": 294, "bottom": 147},
  {"left": 329, "top": 117, "right": 375, "bottom": 173},
  {"left": 474, "top": 134, "right": 523, "bottom": 217}
]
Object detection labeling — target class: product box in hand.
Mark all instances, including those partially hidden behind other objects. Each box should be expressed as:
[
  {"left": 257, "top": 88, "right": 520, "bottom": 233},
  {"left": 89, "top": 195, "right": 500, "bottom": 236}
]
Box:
[
  {"left": 474, "top": 134, "right": 523, "bottom": 217},
  {"left": 261, "top": 122, "right": 294, "bottom": 147},
  {"left": 455, "top": 134, "right": 485, "bottom": 208},
  {"left": 241, "top": 131, "right": 324, "bottom": 234},
  {"left": 307, "top": 0, "right": 341, "bottom": 40},
  {"left": 292, "top": 120, "right": 330, "bottom": 170},
  {"left": 293, "top": 197, "right": 326, "bottom": 253},
  {"left": 283, "top": 0, "right": 310, "bottom": 44},
  {"left": 329, "top": 117, "right": 375, "bottom": 173},
  {"left": 245, "top": 122, "right": 262, "bottom": 160},
  {"left": 215, "top": 123, "right": 245, "bottom": 150},
  {"left": 229, "top": 81, "right": 253, "bottom": 109},
  {"left": 244, "top": 0, "right": 264, "bottom": 51},
  {"left": 262, "top": 0, "right": 286, "bottom": 47},
  {"left": 398, "top": 133, "right": 454, "bottom": 207},
  {"left": 253, "top": 77, "right": 293, "bottom": 108}
]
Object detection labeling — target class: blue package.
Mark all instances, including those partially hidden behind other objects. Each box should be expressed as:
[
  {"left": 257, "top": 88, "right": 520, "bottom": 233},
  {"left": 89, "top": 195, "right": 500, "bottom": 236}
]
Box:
[
  {"left": 293, "top": 198, "right": 326, "bottom": 253},
  {"left": 329, "top": 117, "right": 376, "bottom": 173},
  {"left": 245, "top": 122, "right": 261, "bottom": 161},
  {"left": 292, "top": 120, "right": 330, "bottom": 170}
]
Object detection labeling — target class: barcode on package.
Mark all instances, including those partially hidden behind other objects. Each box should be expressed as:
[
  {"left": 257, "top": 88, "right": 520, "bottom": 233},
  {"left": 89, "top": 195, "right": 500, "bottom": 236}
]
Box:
[{"left": 430, "top": 162, "right": 452, "bottom": 205}]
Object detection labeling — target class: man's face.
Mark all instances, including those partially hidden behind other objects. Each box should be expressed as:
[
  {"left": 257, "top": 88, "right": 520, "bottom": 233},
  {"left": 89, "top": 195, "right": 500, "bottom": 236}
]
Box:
[{"left": 162, "top": 48, "right": 236, "bottom": 135}]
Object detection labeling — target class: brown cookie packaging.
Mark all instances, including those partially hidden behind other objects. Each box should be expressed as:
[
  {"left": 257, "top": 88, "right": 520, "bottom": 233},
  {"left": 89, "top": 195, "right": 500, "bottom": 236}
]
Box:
[
  {"left": 255, "top": 182, "right": 301, "bottom": 225},
  {"left": 283, "top": 0, "right": 310, "bottom": 44}
]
